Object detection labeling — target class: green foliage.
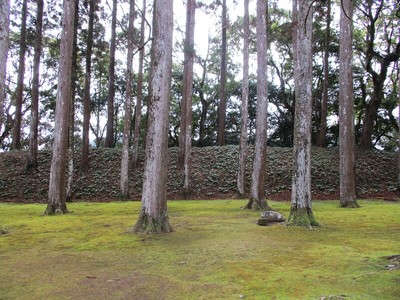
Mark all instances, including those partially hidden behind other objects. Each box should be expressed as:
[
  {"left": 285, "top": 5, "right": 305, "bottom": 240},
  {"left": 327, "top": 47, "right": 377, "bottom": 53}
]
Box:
[{"left": 0, "top": 200, "right": 399, "bottom": 299}]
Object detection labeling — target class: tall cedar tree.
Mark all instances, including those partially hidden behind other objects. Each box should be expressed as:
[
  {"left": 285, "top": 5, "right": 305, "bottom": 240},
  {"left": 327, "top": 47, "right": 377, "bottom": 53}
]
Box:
[
  {"left": 133, "top": 0, "right": 174, "bottom": 233},
  {"left": 245, "top": 0, "right": 270, "bottom": 210},
  {"left": 132, "top": 0, "right": 147, "bottom": 169},
  {"left": 0, "top": 0, "right": 10, "bottom": 134},
  {"left": 120, "top": 0, "right": 135, "bottom": 199},
  {"left": 45, "top": 0, "right": 76, "bottom": 214},
  {"left": 81, "top": 0, "right": 96, "bottom": 170},
  {"left": 316, "top": 0, "right": 330, "bottom": 147},
  {"left": 237, "top": 0, "right": 250, "bottom": 198},
  {"left": 288, "top": 0, "right": 318, "bottom": 226},
  {"left": 12, "top": 0, "right": 27, "bottom": 150},
  {"left": 217, "top": 0, "right": 227, "bottom": 146},
  {"left": 66, "top": 0, "right": 80, "bottom": 202},
  {"left": 105, "top": 0, "right": 117, "bottom": 148},
  {"left": 179, "top": 0, "right": 196, "bottom": 196},
  {"left": 339, "top": 0, "right": 359, "bottom": 208},
  {"left": 27, "top": 0, "right": 44, "bottom": 169}
]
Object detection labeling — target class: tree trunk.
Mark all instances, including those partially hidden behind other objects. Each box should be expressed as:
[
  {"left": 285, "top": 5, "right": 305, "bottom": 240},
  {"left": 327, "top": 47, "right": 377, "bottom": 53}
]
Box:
[
  {"left": 0, "top": 0, "right": 10, "bottom": 135},
  {"left": 120, "top": 0, "right": 136, "bottom": 199},
  {"left": 45, "top": 0, "right": 76, "bottom": 215},
  {"left": 316, "top": 0, "right": 330, "bottom": 148},
  {"left": 398, "top": 63, "right": 400, "bottom": 190},
  {"left": 179, "top": 0, "right": 196, "bottom": 196},
  {"left": 12, "top": 0, "right": 28, "bottom": 150},
  {"left": 105, "top": 0, "right": 117, "bottom": 148},
  {"left": 288, "top": 0, "right": 318, "bottom": 227},
  {"left": 237, "top": 0, "right": 249, "bottom": 199},
  {"left": 132, "top": 0, "right": 147, "bottom": 169},
  {"left": 339, "top": 0, "right": 359, "bottom": 208},
  {"left": 245, "top": 0, "right": 270, "bottom": 210},
  {"left": 217, "top": 0, "right": 227, "bottom": 146},
  {"left": 27, "top": 0, "right": 44, "bottom": 169},
  {"left": 81, "top": 0, "right": 96, "bottom": 170},
  {"left": 133, "top": 0, "right": 173, "bottom": 234},
  {"left": 66, "top": 0, "right": 79, "bottom": 202}
]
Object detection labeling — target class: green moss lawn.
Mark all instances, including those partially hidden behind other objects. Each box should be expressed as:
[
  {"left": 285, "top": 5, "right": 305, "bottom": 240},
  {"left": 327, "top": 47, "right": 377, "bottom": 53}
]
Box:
[{"left": 0, "top": 200, "right": 399, "bottom": 299}]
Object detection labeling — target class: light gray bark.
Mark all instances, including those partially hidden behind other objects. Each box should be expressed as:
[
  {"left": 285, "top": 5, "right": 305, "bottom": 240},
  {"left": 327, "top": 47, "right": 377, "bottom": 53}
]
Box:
[
  {"left": 133, "top": 0, "right": 173, "bottom": 233},
  {"left": 288, "top": 0, "right": 318, "bottom": 226},
  {"left": 237, "top": 0, "right": 249, "bottom": 198},
  {"left": 12, "top": 0, "right": 28, "bottom": 150},
  {"left": 120, "top": 0, "right": 135, "bottom": 199},
  {"left": 179, "top": 0, "right": 196, "bottom": 196},
  {"left": 45, "top": 0, "right": 76, "bottom": 214},
  {"left": 0, "top": 0, "right": 10, "bottom": 134},
  {"left": 339, "top": 0, "right": 359, "bottom": 208},
  {"left": 27, "top": 0, "right": 44, "bottom": 169},
  {"left": 105, "top": 0, "right": 117, "bottom": 148},
  {"left": 217, "top": 0, "right": 227, "bottom": 146},
  {"left": 132, "top": 0, "right": 147, "bottom": 169},
  {"left": 246, "top": 0, "right": 269, "bottom": 210}
]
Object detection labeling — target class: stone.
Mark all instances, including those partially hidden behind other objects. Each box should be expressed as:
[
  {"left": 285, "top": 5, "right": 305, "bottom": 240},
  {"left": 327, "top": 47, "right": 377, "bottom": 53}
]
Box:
[
  {"left": 260, "top": 211, "right": 286, "bottom": 222},
  {"left": 257, "top": 218, "right": 269, "bottom": 226}
]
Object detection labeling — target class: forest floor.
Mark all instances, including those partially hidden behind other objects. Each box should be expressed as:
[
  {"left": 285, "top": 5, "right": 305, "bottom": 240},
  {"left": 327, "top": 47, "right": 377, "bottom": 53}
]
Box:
[
  {"left": 0, "top": 146, "right": 399, "bottom": 203},
  {"left": 0, "top": 200, "right": 399, "bottom": 299}
]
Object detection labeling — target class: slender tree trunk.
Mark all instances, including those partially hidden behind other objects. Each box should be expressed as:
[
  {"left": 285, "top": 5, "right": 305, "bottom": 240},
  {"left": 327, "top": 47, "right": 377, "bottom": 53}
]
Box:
[
  {"left": 339, "top": 0, "right": 359, "bottom": 208},
  {"left": 237, "top": 0, "right": 250, "bottom": 198},
  {"left": 0, "top": 0, "right": 10, "bottom": 135},
  {"left": 105, "top": 0, "right": 117, "bottom": 148},
  {"left": 317, "top": 0, "right": 330, "bottom": 147},
  {"left": 179, "top": 0, "right": 196, "bottom": 196},
  {"left": 132, "top": 0, "right": 147, "bottom": 169},
  {"left": 45, "top": 0, "right": 76, "bottom": 215},
  {"left": 27, "top": 0, "right": 44, "bottom": 169},
  {"left": 398, "top": 63, "right": 400, "bottom": 190},
  {"left": 120, "top": 0, "right": 135, "bottom": 199},
  {"left": 133, "top": 0, "right": 173, "bottom": 234},
  {"left": 217, "top": 0, "right": 227, "bottom": 146},
  {"left": 81, "top": 0, "right": 96, "bottom": 170},
  {"left": 12, "top": 0, "right": 28, "bottom": 150},
  {"left": 66, "top": 0, "right": 79, "bottom": 202},
  {"left": 245, "top": 0, "right": 270, "bottom": 210},
  {"left": 288, "top": 0, "right": 318, "bottom": 227}
]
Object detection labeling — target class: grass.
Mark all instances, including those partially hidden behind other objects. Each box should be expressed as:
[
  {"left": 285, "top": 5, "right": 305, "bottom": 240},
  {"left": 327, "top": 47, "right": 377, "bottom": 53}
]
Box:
[{"left": 0, "top": 200, "right": 399, "bottom": 299}]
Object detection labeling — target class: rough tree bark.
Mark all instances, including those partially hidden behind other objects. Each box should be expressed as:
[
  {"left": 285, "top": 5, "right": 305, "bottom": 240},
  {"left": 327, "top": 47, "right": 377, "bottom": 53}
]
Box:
[
  {"left": 105, "top": 0, "right": 117, "bottom": 148},
  {"left": 66, "top": 0, "right": 79, "bottom": 202},
  {"left": 45, "top": 0, "right": 76, "bottom": 215},
  {"left": 0, "top": 0, "right": 10, "bottom": 134},
  {"left": 179, "top": 0, "right": 196, "bottom": 196},
  {"left": 81, "top": 0, "right": 96, "bottom": 170},
  {"left": 339, "top": 0, "right": 359, "bottom": 208},
  {"left": 245, "top": 0, "right": 270, "bottom": 210},
  {"left": 132, "top": 0, "right": 147, "bottom": 169},
  {"left": 133, "top": 0, "right": 173, "bottom": 233},
  {"left": 217, "top": 0, "right": 227, "bottom": 146},
  {"left": 120, "top": 0, "right": 135, "bottom": 199},
  {"left": 316, "top": 0, "right": 330, "bottom": 148},
  {"left": 27, "top": 0, "right": 44, "bottom": 169},
  {"left": 12, "top": 0, "right": 28, "bottom": 150},
  {"left": 237, "top": 0, "right": 249, "bottom": 198},
  {"left": 287, "top": 0, "right": 318, "bottom": 227}
]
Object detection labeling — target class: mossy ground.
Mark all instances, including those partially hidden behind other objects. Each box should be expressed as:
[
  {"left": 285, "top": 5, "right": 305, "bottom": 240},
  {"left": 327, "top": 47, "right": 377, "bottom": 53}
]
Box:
[{"left": 0, "top": 200, "right": 399, "bottom": 299}]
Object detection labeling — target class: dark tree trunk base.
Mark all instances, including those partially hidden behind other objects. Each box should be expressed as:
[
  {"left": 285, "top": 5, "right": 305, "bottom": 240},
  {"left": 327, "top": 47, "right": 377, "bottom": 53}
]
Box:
[
  {"left": 244, "top": 197, "right": 272, "bottom": 211},
  {"left": 339, "top": 200, "right": 360, "bottom": 208},
  {"left": 44, "top": 203, "right": 69, "bottom": 215},
  {"left": 287, "top": 206, "right": 318, "bottom": 227},
  {"left": 132, "top": 211, "right": 173, "bottom": 234}
]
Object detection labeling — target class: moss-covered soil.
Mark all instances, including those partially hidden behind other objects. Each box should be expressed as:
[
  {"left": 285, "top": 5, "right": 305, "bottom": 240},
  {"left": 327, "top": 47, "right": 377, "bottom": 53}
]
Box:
[
  {"left": 0, "top": 146, "right": 399, "bottom": 202},
  {"left": 0, "top": 200, "right": 399, "bottom": 299}
]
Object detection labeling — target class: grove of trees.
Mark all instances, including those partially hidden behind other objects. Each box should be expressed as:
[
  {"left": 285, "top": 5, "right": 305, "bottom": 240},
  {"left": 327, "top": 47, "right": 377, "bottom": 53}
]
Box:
[{"left": 0, "top": 0, "right": 399, "bottom": 230}]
